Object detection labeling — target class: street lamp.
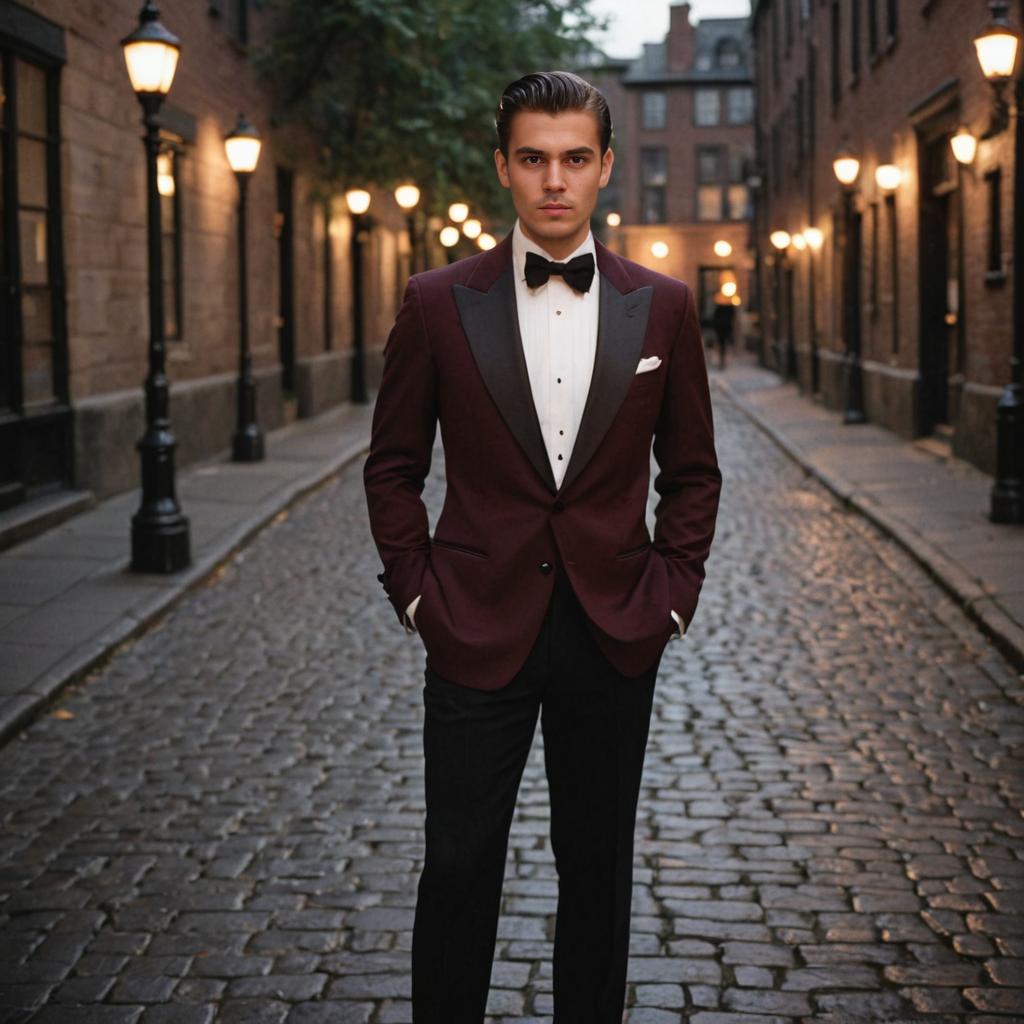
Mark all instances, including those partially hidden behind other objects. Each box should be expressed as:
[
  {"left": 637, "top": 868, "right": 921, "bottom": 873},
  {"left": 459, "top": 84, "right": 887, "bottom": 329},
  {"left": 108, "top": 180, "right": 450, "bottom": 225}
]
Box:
[
  {"left": 975, "top": 5, "right": 1024, "bottom": 521},
  {"left": 974, "top": 0, "right": 1021, "bottom": 136},
  {"left": 345, "top": 188, "right": 371, "bottom": 404},
  {"left": 224, "top": 113, "right": 264, "bottom": 463},
  {"left": 951, "top": 126, "right": 978, "bottom": 165},
  {"left": 769, "top": 230, "right": 795, "bottom": 380},
  {"left": 713, "top": 239, "right": 732, "bottom": 258},
  {"left": 120, "top": 1, "right": 190, "bottom": 573},
  {"left": 395, "top": 182, "right": 421, "bottom": 275},
  {"left": 448, "top": 202, "right": 469, "bottom": 224},
  {"left": 651, "top": 240, "right": 669, "bottom": 259},
  {"left": 833, "top": 140, "right": 865, "bottom": 424},
  {"left": 477, "top": 233, "right": 497, "bottom": 251},
  {"left": 462, "top": 218, "right": 482, "bottom": 240},
  {"left": 439, "top": 225, "right": 460, "bottom": 264}
]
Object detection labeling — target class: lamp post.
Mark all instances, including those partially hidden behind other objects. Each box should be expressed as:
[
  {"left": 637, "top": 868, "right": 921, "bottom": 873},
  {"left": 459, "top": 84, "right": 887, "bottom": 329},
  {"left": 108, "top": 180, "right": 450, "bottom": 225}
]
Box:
[
  {"left": 804, "top": 226, "right": 824, "bottom": 394},
  {"left": 121, "top": 1, "right": 190, "bottom": 573},
  {"left": 769, "top": 230, "right": 791, "bottom": 378},
  {"left": 833, "top": 140, "right": 865, "bottom": 424},
  {"left": 395, "top": 183, "right": 421, "bottom": 276},
  {"left": 975, "top": 2, "right": 1024, "bottom": 522},
  {"left": 346, "top": 188, "right": 371, "bottom": 404},
  {"left": 439, "top": 225, "right": 460, "bottom": 264},
  {"left": 224, "top": 113, "right": 264, "bottom": 462}
]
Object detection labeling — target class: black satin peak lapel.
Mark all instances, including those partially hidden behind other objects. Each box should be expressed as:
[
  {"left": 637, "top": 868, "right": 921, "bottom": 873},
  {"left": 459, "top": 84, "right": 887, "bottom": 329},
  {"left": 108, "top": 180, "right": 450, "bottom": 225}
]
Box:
[
  {"left": 559, "top": 279, "right": 654, "bottom": 495},
  {"left": 453, "top": 268, "right": 558, "bottom": 494}
]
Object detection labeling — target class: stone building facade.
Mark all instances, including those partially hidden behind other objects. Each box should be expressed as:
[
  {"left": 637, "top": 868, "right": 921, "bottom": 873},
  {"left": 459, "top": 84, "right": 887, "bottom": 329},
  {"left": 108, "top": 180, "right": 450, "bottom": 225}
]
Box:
[
  {"left": 1, "top": 0, "right": 411, "bottom": 534},
  {"left": 751, "top": 0, "right": 1008, "bottom": 474},
  {"left": 587, "top": 3, "right": 756, "bottom": 327}
]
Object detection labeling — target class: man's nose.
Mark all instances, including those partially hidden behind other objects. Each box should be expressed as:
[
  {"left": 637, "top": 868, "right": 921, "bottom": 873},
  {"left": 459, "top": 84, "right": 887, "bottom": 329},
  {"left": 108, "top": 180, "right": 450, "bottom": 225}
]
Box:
[{"left": 543, "top": 163, "right": 566, "bottom": 191}]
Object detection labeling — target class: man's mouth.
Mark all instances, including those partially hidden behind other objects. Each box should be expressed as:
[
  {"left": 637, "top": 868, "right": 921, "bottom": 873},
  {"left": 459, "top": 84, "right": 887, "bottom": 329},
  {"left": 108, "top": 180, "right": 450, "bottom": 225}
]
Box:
[{"left": 539, "top": 203, "right": 571, "bottom": 211}]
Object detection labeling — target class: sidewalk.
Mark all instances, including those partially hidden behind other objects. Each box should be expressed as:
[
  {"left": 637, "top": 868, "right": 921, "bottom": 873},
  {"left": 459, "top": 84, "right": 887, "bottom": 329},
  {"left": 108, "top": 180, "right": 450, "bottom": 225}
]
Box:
[
  {"left": 712, "top": 352, "right": 1024, "bottom": 673},
  {"left": 0, "top": 400, "right": 373, "bottom": 747}
]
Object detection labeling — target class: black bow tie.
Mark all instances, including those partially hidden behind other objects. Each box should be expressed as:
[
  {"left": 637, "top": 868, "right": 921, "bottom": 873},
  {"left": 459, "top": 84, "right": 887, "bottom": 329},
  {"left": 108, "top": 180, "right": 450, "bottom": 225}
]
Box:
[{"left": 524, "top": 250, "right": 596, "bottom": 294}]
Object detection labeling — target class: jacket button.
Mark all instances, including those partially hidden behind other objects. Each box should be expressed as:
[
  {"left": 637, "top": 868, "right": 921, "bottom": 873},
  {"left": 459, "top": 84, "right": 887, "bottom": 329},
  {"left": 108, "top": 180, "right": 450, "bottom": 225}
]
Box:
[
  {"left": 539, "top": 562, "right": 553, "bottom": 574},
  {"left": 552, "top": 500, "right": 564, "bottom": 512}
]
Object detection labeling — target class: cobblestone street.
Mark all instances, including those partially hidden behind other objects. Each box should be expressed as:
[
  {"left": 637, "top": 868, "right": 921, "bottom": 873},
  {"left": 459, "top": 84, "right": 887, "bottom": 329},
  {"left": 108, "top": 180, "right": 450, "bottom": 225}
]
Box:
[{"left": 2, "top": 392, "right": 1023, "bottom": 1024}]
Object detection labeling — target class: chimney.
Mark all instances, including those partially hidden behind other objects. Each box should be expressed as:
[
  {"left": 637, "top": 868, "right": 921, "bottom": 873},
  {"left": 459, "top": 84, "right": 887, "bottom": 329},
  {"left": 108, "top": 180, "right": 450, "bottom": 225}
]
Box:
[{"left": 667, "top": 3, "right": 695, "bottom": 72}]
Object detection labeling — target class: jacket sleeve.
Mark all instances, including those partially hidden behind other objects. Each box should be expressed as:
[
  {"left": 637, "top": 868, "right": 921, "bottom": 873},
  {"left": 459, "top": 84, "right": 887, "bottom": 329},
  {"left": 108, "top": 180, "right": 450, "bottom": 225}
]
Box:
[
  {"left": 651, "top": 282, "right": 722, "bottom": 630},
  {"left": 363, "top": 275, "right": 438, "bottom": 625}
]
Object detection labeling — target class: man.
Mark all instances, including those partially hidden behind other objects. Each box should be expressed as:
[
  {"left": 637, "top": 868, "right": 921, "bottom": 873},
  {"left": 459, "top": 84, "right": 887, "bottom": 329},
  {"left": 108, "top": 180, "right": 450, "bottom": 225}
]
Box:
[{"left": 364, "top": 71, "right": 721, "bottom": 1023}]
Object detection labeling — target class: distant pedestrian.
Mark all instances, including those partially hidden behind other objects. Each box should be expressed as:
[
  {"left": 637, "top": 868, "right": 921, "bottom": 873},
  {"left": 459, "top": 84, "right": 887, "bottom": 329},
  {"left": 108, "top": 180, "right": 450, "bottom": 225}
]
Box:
[
  {"left": 712, "top": 291, "right": 736, "bottom": 370},
  {"left": 364, "top": 70, "right": 721, "bottom": 1023}
]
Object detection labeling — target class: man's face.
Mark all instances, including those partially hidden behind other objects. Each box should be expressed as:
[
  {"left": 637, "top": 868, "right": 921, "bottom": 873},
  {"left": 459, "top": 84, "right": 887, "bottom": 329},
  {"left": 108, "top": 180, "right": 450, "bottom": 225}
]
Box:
[{"left": 494, "top": 108, "right": 614, "bottom": 260}]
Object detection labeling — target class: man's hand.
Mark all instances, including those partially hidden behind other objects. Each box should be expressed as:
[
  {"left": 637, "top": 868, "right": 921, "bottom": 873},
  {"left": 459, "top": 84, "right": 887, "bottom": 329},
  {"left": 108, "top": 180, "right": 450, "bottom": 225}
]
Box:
[{"left": 670, "top": 609, "right": 686, "bottom": 641}]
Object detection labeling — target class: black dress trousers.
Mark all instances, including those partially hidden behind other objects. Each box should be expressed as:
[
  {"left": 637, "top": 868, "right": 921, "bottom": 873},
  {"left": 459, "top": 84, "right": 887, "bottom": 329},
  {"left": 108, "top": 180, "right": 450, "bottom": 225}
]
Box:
[{"left": 411, "top": 569, "right": 662, "bottom": 1023}]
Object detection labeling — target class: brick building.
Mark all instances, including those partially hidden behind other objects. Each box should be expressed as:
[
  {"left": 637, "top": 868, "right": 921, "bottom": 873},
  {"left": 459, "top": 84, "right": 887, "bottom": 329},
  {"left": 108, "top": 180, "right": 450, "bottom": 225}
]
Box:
[
  {"left": 587, "top": 3, "right": 756, "bottom": 327},
  {"left": 1, "top": 0, "right": 411, "bottom": 533},
  {"left": 751, "top": 0, "right": 1009, "bottom": 474}
]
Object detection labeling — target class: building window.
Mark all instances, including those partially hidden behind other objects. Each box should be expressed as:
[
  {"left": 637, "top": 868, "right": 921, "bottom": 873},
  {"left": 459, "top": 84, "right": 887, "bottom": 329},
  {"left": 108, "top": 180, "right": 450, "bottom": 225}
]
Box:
[
  {"left": 640, "top": 147, "right": 667, "bottom": 224},
  {"left": 772, "top": 3, "right": 781, "bottom": 85},
  {"left": 869, "top": 201, "right": 879, "bottom": 317},
  {"left": 695, "top": 88, "right": 720, "bottom": 126},
  {"left": 642, "top": 91, "right": 667, "bottom": 130},
  {"left": 784, "top": 0, "right": 793, "bottom": 49},
  {"left": 209, "top": 0, "right": 248, "bottom": 45},
  {"left": 800, "top": 0, "right": 811, "bottom": 21},
  {"left": 831, "top": 0, "right": 841, "bottom": 106},
  {"left": 887, "top": 0, "right": 898, "bottom": 39},
  {"left": 714, "top": 37, "right": 742, "bottom": 69},
  {"left": 697, "top": 145, "right": 722, "bottom": 221},
  {"left": 157, "top": 145, "right": 183, "bottom": 340},
  {"left": 850, "top": 0, "right": 861, "bottom": 78},
  {"left": 867, "top": 0, "right": 878, "bottom": 55},
  {"left": 986, "top": 167, "right": 1004, "bottom": 281},
  {"left": 727, "top": 87, "right": 753, "bottom": 124}
]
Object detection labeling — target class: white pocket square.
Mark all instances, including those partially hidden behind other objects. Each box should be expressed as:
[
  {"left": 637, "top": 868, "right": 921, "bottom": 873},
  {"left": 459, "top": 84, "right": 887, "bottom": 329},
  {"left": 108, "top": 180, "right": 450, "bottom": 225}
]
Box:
[{"left": 635, "top": 355, "right": 662, "bottom": 375}]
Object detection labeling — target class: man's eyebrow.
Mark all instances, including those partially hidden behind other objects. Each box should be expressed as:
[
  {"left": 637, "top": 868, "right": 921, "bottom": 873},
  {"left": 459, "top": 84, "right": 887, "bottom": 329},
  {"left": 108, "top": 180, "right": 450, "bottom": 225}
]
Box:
[{"left": 513, "top": 145, "right": 597, "bottom": 157}]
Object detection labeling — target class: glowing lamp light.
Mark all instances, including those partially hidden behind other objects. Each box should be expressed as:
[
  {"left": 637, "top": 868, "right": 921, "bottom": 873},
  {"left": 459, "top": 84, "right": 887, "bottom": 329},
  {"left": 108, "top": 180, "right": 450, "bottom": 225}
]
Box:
[
  {"left": 974, "top": 5, "right": 1021, "bottom": 80},
  {"left": 224, "top": 113, "right": 261, "bottom": 175},
  {"left": 345, "top": 189, "right": 371, "bottom": 215},
  {"left": 121, "top": 2, "right": 180, "bottom": 96},
  {"left": 833, "top": 141, "right": 860, "bottom": 186},
  {"left": 606, "top": 211, "right": 621, "bottom": 227},
  {"left": 448, "top": 202, "right": 469, "bottom": 223},
  {"left": 439, "top": 226, "right": 460, "bottom": 248},
  {"left": 803, "top": 227, "right": 824, "bottom": 250},
  {"left": 462, "top": 218, "right": 482, "bottom": 239},
  {"left": 769, "top": 230, "right": 791, "bottom": 250},
  {"left": 791, "top": 233, "right": 807, "bottom": 251},
  {"left": 713, "top": 239, "right": 733, "bottom": 258},
  {"left": 875, "top": 164, "right": 902, "bottom": 191},
  {"left": 394, "top": 184, "right": 420, "bottom": 210},
  {"left": 731, "top": 294, "right": 741, "bottom": 306},
  {"left": 950, "top": 126, "right": 978, "bottom": 165},
  {"left": 477, "top": 233, "right": 497, "bottom": 251},
  {"left": 650, "top": 240, "right": 669, "bottom": 259},
  {"left": 156, "top": 151, "right": 175, "bottom": 196},
  {"left": 721, "top": 280, "right": 737, "bottom": 298}
]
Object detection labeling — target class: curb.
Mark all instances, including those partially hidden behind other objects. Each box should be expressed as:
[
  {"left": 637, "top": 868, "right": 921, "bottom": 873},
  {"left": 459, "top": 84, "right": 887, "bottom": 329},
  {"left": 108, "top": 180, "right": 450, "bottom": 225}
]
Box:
[
  {"left": 0, "top": 431, "right": 372, "bottom": 749},
  {"left": 712, "top": 374, "right": 1024, "bottom": 674}
]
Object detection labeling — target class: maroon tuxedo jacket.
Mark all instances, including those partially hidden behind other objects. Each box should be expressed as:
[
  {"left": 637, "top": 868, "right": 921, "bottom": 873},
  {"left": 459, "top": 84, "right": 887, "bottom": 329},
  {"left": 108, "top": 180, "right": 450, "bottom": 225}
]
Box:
[{"left": 363, "top": 231, "right": 721, "bottom": 691}]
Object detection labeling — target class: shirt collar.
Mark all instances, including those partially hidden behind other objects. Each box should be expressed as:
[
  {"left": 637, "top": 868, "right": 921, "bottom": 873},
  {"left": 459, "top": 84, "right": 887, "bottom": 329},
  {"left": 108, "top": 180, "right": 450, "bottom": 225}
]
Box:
[{"left": 513, "top": 217, "right": 595, "bottom": 285}]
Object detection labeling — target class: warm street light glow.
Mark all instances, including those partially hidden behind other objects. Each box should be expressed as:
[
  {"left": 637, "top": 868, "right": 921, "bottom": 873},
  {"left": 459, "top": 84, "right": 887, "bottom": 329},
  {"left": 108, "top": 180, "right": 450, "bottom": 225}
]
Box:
[
  {"left": 448, "top": 202, "right": 469, "bottom": 223},
  {"left": 345, "top": 189, "right": 371, "bottom": 215},
  {"left": 439, "top": 226, "right": 460, "bottom": 247},
  {"left": 651, "top": 240, "right": 669, "bottom": 259},
  {"left": 157, "top": 151, "right": 174, "bottom": 196},
  {"left": 951, "top": 126, "right": 979, "bottom": 164},
  {"left": 477, "top": 233, "right": 497, "bottom": 250},
  {"left": 875, "top": 164, "right": 902, "bottom": 191},
  {"left": 463, "top": 218, "right": 482, "bottom": 239},
  {"left": 713, "top": 239, "right": 732, "bottom": 257},
  {"left": 606, "top": 211, "right": 621, "bottom": 227},
  {"left": 833, "top": 152, "right": 860, "bottom": 186},
  {"left": 803, "top": 227, "right": 824, "bottom": 250},
  {"left": 770, "top": 230, "right": 791, "bottom": 250},
  {"left": 791, "top": 232, "right": 807, "bottom": 251},
  {"left": 975, "top": 2, "right": 1021, "bottom": 79},
  {"left": 121, "top": 1, "right": 180, "bottom": 95},
  {"left": 395, "top": 183, "right": 420, "bottom": 210},
  {"left": 224, "top": 113, "right": 261, "bottom": 175},
  {"left": 721, "top": 280, "right": 737, "bottom": 298}
]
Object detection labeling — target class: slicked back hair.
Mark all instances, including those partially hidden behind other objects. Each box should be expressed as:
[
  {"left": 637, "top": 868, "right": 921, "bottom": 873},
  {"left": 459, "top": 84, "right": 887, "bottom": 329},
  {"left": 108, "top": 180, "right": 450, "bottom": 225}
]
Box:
[{"left": 495, "top": 71, "right": 613, "bottom": 157}]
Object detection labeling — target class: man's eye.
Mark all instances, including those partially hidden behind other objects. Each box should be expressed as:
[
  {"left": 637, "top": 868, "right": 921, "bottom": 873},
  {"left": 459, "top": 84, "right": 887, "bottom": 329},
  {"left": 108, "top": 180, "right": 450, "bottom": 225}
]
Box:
[
  {"left": 523, "top": 155, "right": 542, "bottom": 165},
  {"left": 568, "top": 156, "right": 586, "bottom": 166}
]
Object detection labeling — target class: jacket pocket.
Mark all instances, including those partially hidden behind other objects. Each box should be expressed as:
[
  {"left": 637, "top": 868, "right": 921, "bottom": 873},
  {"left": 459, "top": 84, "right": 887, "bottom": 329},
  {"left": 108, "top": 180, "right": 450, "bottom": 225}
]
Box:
[
  {"left": 431, "top": 537, "right": 489, "bottom": 559},
  {"left": 615, "top": 542, "right": 652, "bottom": 560}
]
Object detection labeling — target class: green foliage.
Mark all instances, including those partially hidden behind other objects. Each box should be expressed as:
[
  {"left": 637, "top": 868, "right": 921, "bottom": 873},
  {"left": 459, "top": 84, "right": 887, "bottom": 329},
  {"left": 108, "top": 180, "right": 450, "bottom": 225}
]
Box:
[{"left": 255, "top": 0, "right": 606, "bottom": 221}]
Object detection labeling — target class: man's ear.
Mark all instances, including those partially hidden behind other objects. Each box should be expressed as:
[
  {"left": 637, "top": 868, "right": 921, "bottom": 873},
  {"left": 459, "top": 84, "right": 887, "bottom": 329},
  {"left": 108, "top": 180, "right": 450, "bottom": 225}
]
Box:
[
  {"left": 599, "top": 147, "right": 614, "bottom": 189},
  {"left": 494, "top": 148, "right": 511, "bottom": 189}
]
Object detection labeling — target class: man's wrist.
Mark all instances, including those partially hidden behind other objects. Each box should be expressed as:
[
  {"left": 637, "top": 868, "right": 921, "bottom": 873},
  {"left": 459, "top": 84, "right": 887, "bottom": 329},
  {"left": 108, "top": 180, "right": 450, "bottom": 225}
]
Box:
[
  {"left": 404, "top": 594, "right": 422, "bottom": 634},
  {"left": 670, "top": 608, "right": 685, "bottom": 640}
]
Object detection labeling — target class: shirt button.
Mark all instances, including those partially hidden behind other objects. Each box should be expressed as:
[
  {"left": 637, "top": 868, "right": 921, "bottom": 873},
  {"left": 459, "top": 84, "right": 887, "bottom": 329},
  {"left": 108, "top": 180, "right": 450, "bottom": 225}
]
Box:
[
  {"left": 556, "top": 310, "right": 562, "bottom": 316},
  {"left": 553, "top": 500, "right": 564, "bottom": 512},
  {"left": 559, "top": 430, "right": 564, "bottom": 435},
  {"left": 557, "top": 377, "right": 562, "bottom": 383},
  {"left": 557, "top": 454, "right": 563, "bottom": 460}
]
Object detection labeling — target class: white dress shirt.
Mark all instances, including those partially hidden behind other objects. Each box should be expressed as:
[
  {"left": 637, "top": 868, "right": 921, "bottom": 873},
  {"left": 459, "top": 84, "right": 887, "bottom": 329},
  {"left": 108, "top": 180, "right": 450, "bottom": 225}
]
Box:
[{"left": 404, "top": 219, "right": 684, "bottom": 640}]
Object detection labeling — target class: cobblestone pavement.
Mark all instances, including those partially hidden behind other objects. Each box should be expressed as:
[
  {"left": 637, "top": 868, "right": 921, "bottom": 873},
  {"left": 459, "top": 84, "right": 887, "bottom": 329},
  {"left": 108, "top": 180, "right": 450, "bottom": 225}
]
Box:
[{"left": 2, "top": 395, "right": 1023, "bottom": 1024}]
